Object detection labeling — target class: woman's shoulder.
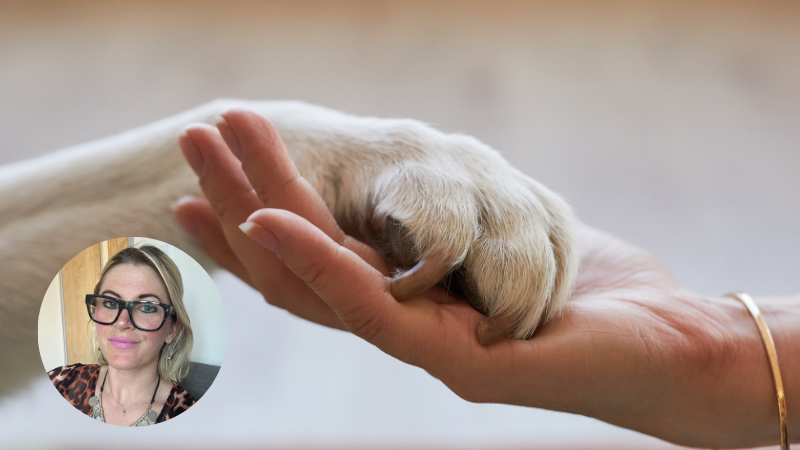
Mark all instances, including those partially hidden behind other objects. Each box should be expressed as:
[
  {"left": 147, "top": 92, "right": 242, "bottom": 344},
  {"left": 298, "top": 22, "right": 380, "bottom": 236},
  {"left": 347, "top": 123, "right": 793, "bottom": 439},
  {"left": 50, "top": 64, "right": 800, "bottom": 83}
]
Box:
[
  {"left": 156, "top": 382, "right": 197, "bottom": 423},
  {"left": 47, "top": 364, "right": 100, "bottom": 415},
  {"left": 47, "top": 363, "right": 100, "bottom": 386}
]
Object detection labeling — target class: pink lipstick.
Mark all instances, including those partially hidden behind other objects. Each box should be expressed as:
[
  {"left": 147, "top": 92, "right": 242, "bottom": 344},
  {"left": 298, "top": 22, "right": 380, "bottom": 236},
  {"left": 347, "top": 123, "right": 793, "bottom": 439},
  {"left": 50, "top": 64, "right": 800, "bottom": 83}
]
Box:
[{"left": 109, "top": 337, "right": 137, "bottom": 349}]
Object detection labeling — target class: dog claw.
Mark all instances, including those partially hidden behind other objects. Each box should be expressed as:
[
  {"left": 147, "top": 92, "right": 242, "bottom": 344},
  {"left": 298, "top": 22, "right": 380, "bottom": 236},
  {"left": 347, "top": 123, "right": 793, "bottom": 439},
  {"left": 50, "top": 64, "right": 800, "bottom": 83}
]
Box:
[
  {"left": 390, "top": 256, "right": 450, "bottom": 301},
  {"left": 477, "top": 312, "right": 517, "bottom": 346}
]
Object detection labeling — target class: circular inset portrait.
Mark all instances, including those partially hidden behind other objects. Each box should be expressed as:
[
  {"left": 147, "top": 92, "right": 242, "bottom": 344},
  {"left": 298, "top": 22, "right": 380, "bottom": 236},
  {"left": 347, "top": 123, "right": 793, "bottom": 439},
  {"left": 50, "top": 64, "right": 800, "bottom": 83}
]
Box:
[{"left": 37, "top": 237, "right": 226, "bottom": 426}]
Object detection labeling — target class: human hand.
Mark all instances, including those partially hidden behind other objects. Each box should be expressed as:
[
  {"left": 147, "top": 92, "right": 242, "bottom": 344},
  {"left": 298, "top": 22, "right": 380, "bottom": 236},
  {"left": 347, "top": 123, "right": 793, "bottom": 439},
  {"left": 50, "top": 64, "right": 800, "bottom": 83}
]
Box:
[
  {"left": 173, "top": 109, "right": 392, "bottom": 331},
  {"left": 173, "top": 109, "right": 798, "bottom": 448}
]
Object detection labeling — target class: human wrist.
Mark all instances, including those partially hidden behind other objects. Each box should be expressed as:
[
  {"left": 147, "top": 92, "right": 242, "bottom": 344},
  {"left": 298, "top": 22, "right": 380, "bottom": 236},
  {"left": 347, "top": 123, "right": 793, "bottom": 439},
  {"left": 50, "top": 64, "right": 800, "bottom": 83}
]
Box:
[
  {"left": 716, "top": 292, "right": 800, "bottom": 447},
  {"left": 664, "top": 291, "right": 799, "bottom": 448},
  {"left": 754, "top": 294, "right": 800, "bottom": 445}
]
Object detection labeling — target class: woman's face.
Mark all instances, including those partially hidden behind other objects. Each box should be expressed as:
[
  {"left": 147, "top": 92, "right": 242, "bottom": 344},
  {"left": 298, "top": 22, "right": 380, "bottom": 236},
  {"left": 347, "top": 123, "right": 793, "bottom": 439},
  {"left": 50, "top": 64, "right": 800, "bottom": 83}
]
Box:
[{"left": 95, "top": 264, "right": 181, "bottom": 372}]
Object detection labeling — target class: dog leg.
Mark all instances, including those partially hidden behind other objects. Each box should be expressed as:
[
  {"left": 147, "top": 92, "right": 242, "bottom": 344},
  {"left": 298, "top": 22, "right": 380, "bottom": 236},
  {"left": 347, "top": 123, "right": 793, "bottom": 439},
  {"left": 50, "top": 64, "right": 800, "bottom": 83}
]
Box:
[
  {"left": 0, "top": 99, "right": 578, "bottom": 398},
  {"left": 0, "top": 101, "right": 235, "bottom": 396}
]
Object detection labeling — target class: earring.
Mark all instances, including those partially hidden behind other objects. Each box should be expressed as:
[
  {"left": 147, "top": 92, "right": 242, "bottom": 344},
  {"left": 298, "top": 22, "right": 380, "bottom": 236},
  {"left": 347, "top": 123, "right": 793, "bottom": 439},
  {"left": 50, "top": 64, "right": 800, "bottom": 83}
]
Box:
[{"left": 166, "top": 342, "right": 177, "bottom": 360}]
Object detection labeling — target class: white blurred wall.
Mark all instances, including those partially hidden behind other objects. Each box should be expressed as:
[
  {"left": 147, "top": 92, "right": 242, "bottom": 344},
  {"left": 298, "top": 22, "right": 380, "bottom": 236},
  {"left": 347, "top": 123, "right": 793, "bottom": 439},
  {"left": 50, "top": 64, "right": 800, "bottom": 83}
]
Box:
[
  {"left": 37, "top": 273, "right": 66, "bottom": 371},
  {"left": 132, "top": 238, "right": 227, "bottom": 366}
]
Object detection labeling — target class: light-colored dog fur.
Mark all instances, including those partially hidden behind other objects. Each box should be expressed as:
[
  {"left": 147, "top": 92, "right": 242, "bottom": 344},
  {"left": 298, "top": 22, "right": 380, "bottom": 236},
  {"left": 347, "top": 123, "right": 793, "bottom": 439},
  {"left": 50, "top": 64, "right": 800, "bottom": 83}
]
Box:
[{"left": 0, "top": 99, "right": 577, "bottom": 398}]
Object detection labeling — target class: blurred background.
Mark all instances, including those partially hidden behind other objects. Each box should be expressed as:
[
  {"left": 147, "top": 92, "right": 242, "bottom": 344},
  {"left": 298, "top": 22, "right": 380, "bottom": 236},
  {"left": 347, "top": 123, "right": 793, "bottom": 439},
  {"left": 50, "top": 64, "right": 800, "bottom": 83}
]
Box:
[{"left": 0, "top": 0, "right": 797, "bottom": 448}]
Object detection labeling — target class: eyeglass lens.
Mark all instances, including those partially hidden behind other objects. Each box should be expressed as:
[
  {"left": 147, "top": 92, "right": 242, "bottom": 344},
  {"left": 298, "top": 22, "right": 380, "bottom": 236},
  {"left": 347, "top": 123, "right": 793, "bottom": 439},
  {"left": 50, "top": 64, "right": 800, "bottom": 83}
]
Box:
[{"left": 89, "top": 297, "right": 167, "bottom": 330}]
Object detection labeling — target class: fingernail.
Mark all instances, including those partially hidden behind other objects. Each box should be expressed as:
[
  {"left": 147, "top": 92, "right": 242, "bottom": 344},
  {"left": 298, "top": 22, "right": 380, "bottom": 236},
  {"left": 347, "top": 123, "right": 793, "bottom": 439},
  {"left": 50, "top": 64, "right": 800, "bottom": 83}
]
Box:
[
  {"left": 179, "top": 129, "right": 204, "bottom": 176},
  {"left": 170, "top": 196, "right": 196, "bottom": 212},
  {"left": 240, "top": 221, "right": 281, "bottom": 254},
  {"left": 477, "top": 312, "right": 517, "bottom": 346},
  {"left": 214, "top": 114, "right": 243, "bottom": 161}
]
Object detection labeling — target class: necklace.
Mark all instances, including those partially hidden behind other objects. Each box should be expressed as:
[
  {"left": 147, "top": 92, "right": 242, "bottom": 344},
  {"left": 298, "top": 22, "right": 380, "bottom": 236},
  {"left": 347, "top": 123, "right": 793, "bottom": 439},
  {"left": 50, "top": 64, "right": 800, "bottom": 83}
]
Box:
[
  {"left": 89, "top": 370, "right": 161, "bottom": 427},
  {"left": 108, "top": 384, "right": 147, "bottom": 415}
]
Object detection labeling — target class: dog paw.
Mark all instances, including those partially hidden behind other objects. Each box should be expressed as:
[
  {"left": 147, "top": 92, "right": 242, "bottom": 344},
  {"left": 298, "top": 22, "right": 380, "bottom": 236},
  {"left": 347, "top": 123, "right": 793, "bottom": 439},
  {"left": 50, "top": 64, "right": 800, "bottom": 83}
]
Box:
[
  {"left": 260, "top": 101, "right": 578, "bottom": 344},
  {"left": 367, "top": 134, "right": 578, "bottom": 344}
]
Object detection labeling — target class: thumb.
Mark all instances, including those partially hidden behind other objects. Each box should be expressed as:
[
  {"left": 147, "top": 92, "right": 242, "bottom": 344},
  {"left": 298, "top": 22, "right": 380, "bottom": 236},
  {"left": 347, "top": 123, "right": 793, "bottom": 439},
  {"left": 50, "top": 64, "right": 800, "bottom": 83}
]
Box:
[{"left": 240, "top": 208, "right": 399, "bottom": 344}]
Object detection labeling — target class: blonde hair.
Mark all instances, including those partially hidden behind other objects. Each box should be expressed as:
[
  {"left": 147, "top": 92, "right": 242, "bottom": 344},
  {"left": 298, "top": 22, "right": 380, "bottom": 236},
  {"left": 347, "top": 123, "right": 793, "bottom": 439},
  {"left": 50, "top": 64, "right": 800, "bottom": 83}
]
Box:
[{"left": 91, "top": 244, "right": 194, "bottom": 382}]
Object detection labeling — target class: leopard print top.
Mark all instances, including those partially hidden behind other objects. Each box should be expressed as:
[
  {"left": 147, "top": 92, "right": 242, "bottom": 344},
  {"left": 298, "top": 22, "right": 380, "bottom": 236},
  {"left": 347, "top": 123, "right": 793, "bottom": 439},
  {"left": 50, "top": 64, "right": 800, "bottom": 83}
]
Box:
[{"left": 48, "top": 364, "right": 196, "bottom": 424}]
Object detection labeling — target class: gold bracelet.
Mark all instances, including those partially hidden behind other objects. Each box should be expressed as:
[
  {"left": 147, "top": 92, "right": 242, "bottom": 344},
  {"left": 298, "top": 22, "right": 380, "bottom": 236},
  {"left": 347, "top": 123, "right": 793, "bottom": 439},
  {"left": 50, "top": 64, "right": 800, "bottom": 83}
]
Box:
[{"left": 725, "top": 291, "right": 789, "bottom": 450}]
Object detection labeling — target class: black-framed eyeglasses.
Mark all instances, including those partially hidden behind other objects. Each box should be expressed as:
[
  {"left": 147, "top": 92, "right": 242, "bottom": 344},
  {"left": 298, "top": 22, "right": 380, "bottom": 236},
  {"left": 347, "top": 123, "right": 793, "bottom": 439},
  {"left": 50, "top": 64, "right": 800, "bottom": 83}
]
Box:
[{"left": 85, "top": 294, "right": 176, "bottom": 332}]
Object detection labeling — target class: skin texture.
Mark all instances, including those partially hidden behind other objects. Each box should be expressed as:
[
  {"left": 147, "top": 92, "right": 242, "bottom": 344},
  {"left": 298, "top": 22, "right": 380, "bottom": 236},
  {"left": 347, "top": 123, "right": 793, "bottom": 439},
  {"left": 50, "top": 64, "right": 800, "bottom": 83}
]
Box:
[
  {"left": 173, "top": 109, "right": 799, "bottom": 448},
  {"left": 94, "top": 264, "right": 181, "bottom": 426}
]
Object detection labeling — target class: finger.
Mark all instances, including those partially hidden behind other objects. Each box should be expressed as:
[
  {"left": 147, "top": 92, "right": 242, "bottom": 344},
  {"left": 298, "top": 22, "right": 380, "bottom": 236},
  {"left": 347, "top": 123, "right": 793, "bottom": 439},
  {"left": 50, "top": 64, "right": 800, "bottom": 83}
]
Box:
[
  {"left": 180, "top": 125, "right": 343, "bottom": 328},
  {"left": 243, "top": 208, "right": 494, "bottom": 377},
  {"left": 180, "top": 124, "right": 262, "bottom": 228},
  {"left": 216, "top": 108, "right": 344, "bottom": 242},
  {"left": 241, "top": 209, "right": 402, "bottom": 346},
  {"left": 216, "top": 108, "right": 387, "bottom": 274},
  {"left": 172, "top": 195, "right": 253, "bottom": 287}
]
